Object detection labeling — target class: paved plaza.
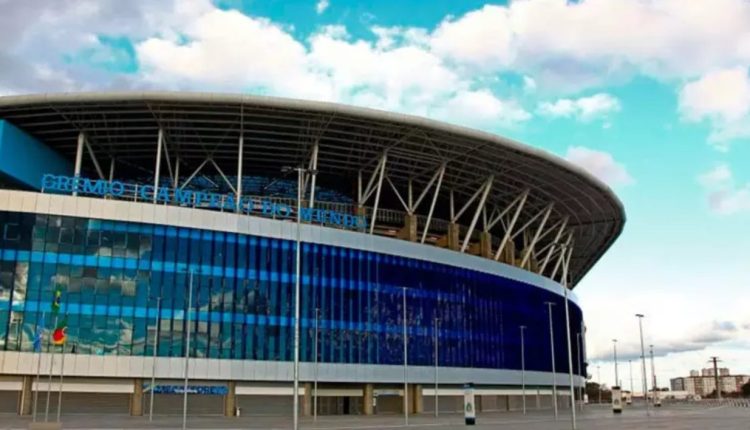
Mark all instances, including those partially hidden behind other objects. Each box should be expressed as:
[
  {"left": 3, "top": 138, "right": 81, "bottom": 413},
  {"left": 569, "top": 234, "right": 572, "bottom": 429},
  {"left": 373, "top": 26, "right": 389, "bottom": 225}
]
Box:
[{"left": 1, "top": 403, "right": 748, "bottom": 430}]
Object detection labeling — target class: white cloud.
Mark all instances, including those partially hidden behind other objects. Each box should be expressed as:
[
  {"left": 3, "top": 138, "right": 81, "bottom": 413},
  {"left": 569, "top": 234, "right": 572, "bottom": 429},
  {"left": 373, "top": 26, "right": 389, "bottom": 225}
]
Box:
[
  {"left": 698, "top": 164, "right": 750, "bottom": 215},
  {"left": 564, "top": 146, "right": 633, "bottom": 187},
  {"left": 538, "top": 93, "right": 620, "bottom": 121},
  {"left": 134, "top": 7, "right": 530, "bottom": 130},
  {"left": 426, "top": 0, "right": 750, "bottom": 90},
  {"left": 679, "top": 67, "right": 750, "bottom": 149},
  {"left": 315, "top": 0, "right": 329, "bottom": 15},
  {"left": 522, "top": 75, "right": 536, "bottom": 92}
]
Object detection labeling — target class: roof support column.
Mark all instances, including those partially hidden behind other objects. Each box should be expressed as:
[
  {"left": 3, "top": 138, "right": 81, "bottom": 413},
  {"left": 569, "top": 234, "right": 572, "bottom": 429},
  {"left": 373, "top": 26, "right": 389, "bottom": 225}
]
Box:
[
  {"left": 153, "top": 128, "right": 163, "bottom": 203},
  {"left": 109, "top": 158, "right": 115, "bottom": 182},
  {"left": 369, "top": 153, "right": 387, "bottom": 234},
  {"left": 308, "top": 143, "right": 319, "bottom": 208},
  {"left": 236, "top": 135, "right": 244, "bottom": 212},
  {"left": 173, "top": 158, "right": 180, "bottom": 188},
  {"left": 520, "top": 204, "right": 553, "bottom": 268},
  {"left": 493, "top": 190, "right": 529, "bottom": 261},
  {"left": 420, "top": 163, "right": 446, "bottom": 244},
  {"left": 539, "top": 218, "right": 569, "bottom": 273},
  {"left": 73, "top": 131, "right": 85, "bottom": 196},
  {"left": 460, "top": 176, "right": 493, "bottom": 253}
]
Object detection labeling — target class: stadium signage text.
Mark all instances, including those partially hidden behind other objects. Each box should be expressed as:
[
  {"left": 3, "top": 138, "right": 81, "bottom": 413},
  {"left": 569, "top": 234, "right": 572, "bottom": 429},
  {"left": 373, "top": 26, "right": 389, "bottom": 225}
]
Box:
[{"left": 41, "top": 174, "right": 368, "bottom": 229}]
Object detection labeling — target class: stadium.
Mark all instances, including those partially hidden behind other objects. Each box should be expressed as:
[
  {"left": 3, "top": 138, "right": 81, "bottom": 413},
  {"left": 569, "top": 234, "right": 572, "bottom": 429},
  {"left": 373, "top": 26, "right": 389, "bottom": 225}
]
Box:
[{"left": 0, "top": 92, "right": 624, "bottom": 417}]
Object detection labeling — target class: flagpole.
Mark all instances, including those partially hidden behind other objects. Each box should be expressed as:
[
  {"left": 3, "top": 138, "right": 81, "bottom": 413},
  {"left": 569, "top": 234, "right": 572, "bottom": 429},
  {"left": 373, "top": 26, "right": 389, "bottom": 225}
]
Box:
[
  {"left": 32, "top": 311, "right": 46, "bottom": 422},
  {"left": 56, "top": 338, "right": 67, "bottom": 422},
  {"left": 44, "top": 315, "right": 58, "bottom": 422}
]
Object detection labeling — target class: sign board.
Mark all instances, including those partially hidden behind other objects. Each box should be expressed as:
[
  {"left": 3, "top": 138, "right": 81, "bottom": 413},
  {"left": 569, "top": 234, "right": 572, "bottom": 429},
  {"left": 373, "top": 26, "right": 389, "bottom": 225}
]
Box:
[
  {"left": 611, "top": 386, "right": 622, "bottom": 414},
  {"left": 42, "top": 174, "right": 368, "bottom": 230},
  {"left": 464, "top": 383, "right": 476, "bottom": 425},
  {"left": 145, "top": 384, "right": 228, "bottom": 395}
]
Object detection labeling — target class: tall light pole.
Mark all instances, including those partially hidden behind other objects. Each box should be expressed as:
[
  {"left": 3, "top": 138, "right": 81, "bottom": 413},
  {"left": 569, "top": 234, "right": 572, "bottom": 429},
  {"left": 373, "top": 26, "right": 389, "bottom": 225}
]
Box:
[
  {"left": 629, "top": 360, "right": 634, "bottom": 396},
  {"left": 649, "top": 345, "right": 657, "bottom": 403},
  {"left": 612, "top": 339, "right": 619, "bottom": 388},
  {"left": 434, "top": 317, "right": 440, "bottom": 418},
  {"left": 282, "top": 165, "right": 313, "bottom": 430},
  {"left": 402, "top": 287, "right": 409, "bottom": 426},
  {"left": 520, "top": 325, "right": 527, "bottom": 415},
  {"left": 544, "top": 301, "right": 558, "bottom": 419},
  {"left": 576, "top": 332, "right": 583, "bottom": 412},
  {"left": 313, "top": 307, "right": 320, "bottom": 422},
  {"left": 596, "top": 365, "right": 601, "bottom": 404},
  {"left": 635, "top": 314, "right": 650, "bottom": 417},
  {"left": 560, "top": 246, "right": 577, "bottom": 430},
  {"left": 182, "top": 269, "right": 194, "bottom": 430},
  {"left": 150, "top": 296, "right": 162, "bottom": 422}
]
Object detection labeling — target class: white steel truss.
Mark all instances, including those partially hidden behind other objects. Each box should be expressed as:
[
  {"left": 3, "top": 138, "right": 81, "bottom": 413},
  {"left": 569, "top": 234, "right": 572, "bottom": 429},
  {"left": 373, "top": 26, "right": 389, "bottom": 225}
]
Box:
[
  {"left": 460, "top": 176, "right": 494, "bottom": 253},
  {"left": 519, "top": 204, "right": 554, "bottom": 268},
  {"left": 493, "top": 190, "right": 530, "bottom": 261}
]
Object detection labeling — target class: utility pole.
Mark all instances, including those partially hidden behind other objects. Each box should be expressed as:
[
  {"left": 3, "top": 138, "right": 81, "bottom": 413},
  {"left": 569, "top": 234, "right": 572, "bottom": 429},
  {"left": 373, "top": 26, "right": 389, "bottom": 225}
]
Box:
[{"left": 709, "top": 356, "right": 722, "bottom": 400}]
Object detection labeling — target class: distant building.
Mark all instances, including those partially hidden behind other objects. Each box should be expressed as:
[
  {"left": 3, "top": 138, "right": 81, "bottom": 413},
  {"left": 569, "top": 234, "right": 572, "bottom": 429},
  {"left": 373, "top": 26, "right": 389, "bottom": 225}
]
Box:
[{"left": 671, "top": 369, "right": 750, "bottom": 396}]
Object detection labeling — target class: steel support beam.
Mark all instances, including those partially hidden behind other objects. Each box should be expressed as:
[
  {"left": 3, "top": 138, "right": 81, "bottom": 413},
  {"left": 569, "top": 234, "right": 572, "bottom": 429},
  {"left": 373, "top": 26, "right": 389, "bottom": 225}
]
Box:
[
  {"left": 308, "top": 143, "right": 319, "bottom": 208},
  {"left": 236, "top": 135, "right": 244, "bottom": 210},
  {"left": 550, "top": 233, "right": 573, "bottom": 280},
  {"left": 180, "top": 159, "right": 210, "bottom": 189},
  {"left": 460, "top": 176, "right": 493, "bottom": 253},
  {"left": 153, "top": 128, "right": 163, "bottom": 203},
  {"left": 210, "top": 158, "right": 237, "bottom": 195},
  {"left": 369, "top": 154, "right": 387, "bottom": 234},
  {"left": 520, "top": 204, "right": 553, "bottom": 268},
  {"left": 420, "top": 163, "right": 446, "bottom": 244},
  {"left": 73, "top": 131, "right": 85, "bottom": 196},
  {"left": 108, "top": 158, "right": 115, "bottom": 182},
  {"left": 84, "top": 138, "right": 105, "bottom": 180},
  {"left": 493, "top": 190, "right": 529, "bottom": 261},
  {"left": 539, "top": 218, "right": 569, "bottom": 273}
]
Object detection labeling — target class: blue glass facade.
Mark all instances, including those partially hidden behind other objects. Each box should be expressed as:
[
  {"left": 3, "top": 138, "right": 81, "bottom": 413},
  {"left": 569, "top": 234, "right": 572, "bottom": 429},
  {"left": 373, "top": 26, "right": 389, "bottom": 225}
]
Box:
[{"left": 0, "top": 210, "right": 584, "bottom": 376}]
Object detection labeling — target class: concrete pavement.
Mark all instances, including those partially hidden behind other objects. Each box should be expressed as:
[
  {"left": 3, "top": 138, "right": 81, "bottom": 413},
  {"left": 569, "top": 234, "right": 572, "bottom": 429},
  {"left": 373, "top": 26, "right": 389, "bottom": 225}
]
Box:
[{"left": 1, "top": 402, "right": 747, "bottom": 430}]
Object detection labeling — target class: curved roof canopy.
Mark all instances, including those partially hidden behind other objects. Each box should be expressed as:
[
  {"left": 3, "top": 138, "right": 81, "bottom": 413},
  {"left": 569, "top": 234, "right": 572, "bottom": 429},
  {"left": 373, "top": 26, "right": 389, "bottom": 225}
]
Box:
[{"left": 0, "top": 92, "right": 625, "bottom": 287}]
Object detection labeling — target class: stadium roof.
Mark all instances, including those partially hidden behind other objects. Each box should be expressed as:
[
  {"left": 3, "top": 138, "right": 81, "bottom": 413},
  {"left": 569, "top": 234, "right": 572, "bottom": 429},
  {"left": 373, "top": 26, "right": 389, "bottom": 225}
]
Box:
[{"left": 0, "top": 92, "right": 625, "bottom": 287}]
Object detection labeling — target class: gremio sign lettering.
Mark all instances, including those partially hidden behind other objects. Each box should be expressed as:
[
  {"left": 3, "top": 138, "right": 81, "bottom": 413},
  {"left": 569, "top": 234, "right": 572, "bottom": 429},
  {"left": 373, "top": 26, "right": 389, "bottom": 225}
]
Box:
[{"left": 41, "top": 174, "right": 368, "bottom": 229}]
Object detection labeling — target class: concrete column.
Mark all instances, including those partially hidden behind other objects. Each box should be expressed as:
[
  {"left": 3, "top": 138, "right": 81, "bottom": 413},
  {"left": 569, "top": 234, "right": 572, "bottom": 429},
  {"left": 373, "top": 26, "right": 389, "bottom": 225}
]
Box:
[
  {"left": 224, "top": 381, "right": 237, "bottom": 417},
  {"left": 447, "top": 223, "right": 461, "bottom": 251},
  {"left": 363, "top": 383, "right": 374, "bottom": 415},
  {"left": 130, "top": 378, "right": 143, "bottom": 416},
  {"left": 17, "top": 376, "right": 33, "bottom": 415},
  {"left": 412, "top": 384, "right": 423, "bottom": 414},
  {"left": 399, "top": 214, "right": 418, "bottom": 242},
  {"left": 497, "top": 240, "right": 516, "bottom": 264},
  {"left": 479, "top": 231, "right": 493, "bottom": 258},
  {"left": 303, "top": 382, "right": 312, "bottom": 417}
]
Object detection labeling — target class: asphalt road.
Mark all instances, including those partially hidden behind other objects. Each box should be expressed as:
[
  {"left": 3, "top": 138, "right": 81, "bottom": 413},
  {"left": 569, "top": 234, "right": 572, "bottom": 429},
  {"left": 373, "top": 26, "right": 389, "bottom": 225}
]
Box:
[{"left": 2, "top": 402, "right": 748, "bottom": 430}]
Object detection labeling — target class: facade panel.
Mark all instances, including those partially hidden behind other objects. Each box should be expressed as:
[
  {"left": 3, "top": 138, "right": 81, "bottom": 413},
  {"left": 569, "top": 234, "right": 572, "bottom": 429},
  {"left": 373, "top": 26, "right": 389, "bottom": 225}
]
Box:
[{"left": 0, "top": 209, "right": 583, "bottom": 376}]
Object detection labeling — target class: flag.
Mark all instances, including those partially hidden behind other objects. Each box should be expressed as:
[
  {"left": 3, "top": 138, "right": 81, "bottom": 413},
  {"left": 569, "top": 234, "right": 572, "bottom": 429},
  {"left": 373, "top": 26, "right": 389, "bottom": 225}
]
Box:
[
  {"left": 51, "top": 284, "right": 63, "bottom": 315},
  {"left": 52, "top": 317, "right": 67, "bottom": 345},
  {"left": 33, "top": 313, "right": 45, "bottom": 352}
]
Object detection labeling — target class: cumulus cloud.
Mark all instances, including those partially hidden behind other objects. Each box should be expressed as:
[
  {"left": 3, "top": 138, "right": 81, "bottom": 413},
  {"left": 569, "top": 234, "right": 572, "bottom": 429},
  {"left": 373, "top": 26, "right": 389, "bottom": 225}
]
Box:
[
  {"left": 679, "top": 67, "right": 750, "bottom": 149},
  {"left": 316, "top": 0, "right": 329, "bottom": 15},
  {"left": 564, "top": 146, "right": 633, "bottom": 187},
  {"left": 426, "top": 0, "right": 750, "bottom": 91},
  {"left": 697, "top": 164, "right": 750, "bottom": 215},
  {"left": 538, "top": 93, "right": 620, "bottom": 122}
]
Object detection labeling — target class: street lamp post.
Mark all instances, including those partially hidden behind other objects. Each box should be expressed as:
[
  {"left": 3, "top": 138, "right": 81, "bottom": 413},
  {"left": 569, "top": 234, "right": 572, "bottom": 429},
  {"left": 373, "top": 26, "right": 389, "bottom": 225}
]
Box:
[
  {"left": 313, "top": 307, "right": 320, "bottom": 422},
  {"left": 596, "top": 365, "right": 602, "bottom": 404},
  {"left": 402, "top": 287, "right": 409, "bottom": 426},
  {"left": 434, "top": 317, "right": 439, "bottom": 418},
  {"left": 612, "top": 339, "right": 619, "bottom": 388},
  {"left": 182, "top": 269, "right": 194, "bottom": 430},
  {"left": 635, "top": 314, "right": 650, "bottom": 417},
  {"left": 150, "top": 296, "right": 162, "bottom": 422},
  {"left": 520, "top": 325, "right": 527, "bottom": 415},
  {"left": 649, "top": 345, "right": 657, "bottom": 404},
  {"left": 544, "top": 301, "right": 558, "bottom": 419},
  {"left": 576, "top": 332, "right": 583, "bottom": 412},
  {"left": 561, "top": 251, "right": 577, "bottom": 430},
  {"left": 282, "top": 165, "right": 313, "bottom": 430}
]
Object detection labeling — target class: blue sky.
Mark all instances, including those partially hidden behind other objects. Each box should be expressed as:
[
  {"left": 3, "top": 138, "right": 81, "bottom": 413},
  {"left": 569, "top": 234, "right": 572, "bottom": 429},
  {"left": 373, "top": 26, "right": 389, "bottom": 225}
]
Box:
[{"left": 1, "top": 0, "right": 749, "bottom": 390}]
